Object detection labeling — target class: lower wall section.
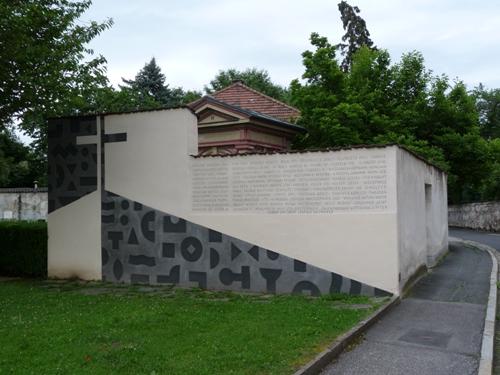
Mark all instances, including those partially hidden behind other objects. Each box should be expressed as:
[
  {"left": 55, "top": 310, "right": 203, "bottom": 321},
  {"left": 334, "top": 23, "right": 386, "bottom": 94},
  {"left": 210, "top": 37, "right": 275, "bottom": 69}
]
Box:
[
  {"left": 48, "top": 190, "right": 101, "bottom": 280},
  {"left": 101, "top": 191, "right": 390, "bottom": 296},
  {"left": 449, "top": 202, "right": 500, "bottom": 232}
]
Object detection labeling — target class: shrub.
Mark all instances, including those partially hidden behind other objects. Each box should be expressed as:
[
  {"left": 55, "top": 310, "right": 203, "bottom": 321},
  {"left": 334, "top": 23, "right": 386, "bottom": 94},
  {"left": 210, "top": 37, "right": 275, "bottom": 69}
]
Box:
[{"left": 0, "top": 220, "right": 47, "bottom": 278}]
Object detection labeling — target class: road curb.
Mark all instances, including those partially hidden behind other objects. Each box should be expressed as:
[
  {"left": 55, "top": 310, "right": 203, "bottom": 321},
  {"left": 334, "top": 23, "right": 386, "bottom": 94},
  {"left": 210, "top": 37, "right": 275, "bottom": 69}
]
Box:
[
  {"left": 450, "top": 238, "right": 498, "bottom": 375},
  {"left": 292, "top": 295, "right": 400, "bottom": 375}
]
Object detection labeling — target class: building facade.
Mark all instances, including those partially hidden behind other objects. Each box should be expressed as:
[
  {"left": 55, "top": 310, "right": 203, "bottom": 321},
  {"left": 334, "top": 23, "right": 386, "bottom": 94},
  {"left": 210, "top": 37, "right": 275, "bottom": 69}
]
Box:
[{"left": 189, "top": 81, "right": 304, "bottom": 155}]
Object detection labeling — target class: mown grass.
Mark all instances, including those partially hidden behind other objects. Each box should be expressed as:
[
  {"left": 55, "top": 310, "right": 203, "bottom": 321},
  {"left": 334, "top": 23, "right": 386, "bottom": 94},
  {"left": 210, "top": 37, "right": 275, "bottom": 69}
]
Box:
[{"left": 0, "top": 280, "right": 386, "bottom": 375}]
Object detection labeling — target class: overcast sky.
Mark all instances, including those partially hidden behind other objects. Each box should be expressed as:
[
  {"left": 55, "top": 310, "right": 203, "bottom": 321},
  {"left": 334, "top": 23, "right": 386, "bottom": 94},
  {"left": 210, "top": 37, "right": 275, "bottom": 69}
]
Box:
[{"left": 82, "top": 0, "right": 500, "bottom": 92}]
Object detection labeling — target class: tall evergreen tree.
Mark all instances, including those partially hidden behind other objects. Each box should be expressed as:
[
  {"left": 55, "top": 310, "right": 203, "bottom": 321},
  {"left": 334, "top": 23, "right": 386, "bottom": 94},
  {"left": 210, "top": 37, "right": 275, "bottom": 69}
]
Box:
[
  {"left": 337, "top": 1, "right": 375, "bottom": 71},
  {"left": 121, "top": 58, "right": 187, "bottom": 106}
]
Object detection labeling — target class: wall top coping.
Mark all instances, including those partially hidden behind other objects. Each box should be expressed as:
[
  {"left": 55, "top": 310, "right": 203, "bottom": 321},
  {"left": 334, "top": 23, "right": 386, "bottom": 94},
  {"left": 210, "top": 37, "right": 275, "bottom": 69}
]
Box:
[
  {"left": 47, "top": 105, "right": 195, "bottom": 120},
  {"left": 0, "top": 187, "right": 48, "bottom": 193},
  {"left": 192, "top": 143, "right": 447, "bottom": 174}
]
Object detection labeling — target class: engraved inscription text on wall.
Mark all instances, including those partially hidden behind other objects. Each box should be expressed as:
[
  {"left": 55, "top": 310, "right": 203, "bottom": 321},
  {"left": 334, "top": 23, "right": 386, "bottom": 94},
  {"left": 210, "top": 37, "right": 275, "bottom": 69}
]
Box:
[{"left": 191, "top": 151, "right": 389, "bottom": 214}]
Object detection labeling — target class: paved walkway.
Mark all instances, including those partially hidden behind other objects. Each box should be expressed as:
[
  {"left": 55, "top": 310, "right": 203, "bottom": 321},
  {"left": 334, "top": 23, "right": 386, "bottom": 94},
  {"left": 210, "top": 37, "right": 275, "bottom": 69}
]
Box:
[
  {"left": 449, "top": 228, "right": 500, "bottom": 251},
  {"left": 450, "top": 228, "right": 500, "bottom": 375},
  {"left": 321, "top": 241, "right": 491, "bottom": 375}
]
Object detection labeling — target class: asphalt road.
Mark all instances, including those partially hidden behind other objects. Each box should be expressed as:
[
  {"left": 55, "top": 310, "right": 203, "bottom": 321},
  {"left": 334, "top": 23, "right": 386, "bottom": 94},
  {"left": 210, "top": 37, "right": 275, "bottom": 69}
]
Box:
[
  {"left": 322, "top": 233, "right": 492, "bottom": 375},
  {"left": 449, "top": 227, "right": 500, "bottom": 251}
]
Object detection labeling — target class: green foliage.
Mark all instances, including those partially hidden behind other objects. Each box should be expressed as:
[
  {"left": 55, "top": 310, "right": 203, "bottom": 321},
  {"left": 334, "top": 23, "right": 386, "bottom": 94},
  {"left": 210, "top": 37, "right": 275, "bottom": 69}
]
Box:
[
  {"left": 479, "top": 138, "right": 500, "bottom": 201},
  {"left": 373, "top": 133, "right": 449, "bottom": 171},
  {"left": 337, "top": 1, "right": 375, "bottom": 71},
  {"left": 0, "top": 221, "right": 47, "bottom": 278},
  {"left": 79, "top": 86, "right": 162, "bottom": 114},
  {"left": 0, "top": 0, "right": 113, "bottom": 181},
  {"left": 436, "top": 132, "right": 492, "bottom": 203},
  {"left": 0, "top": 280, "right": 380, "bottom": 374},
  {"left": 120, "top": 58, "right": 200, "bottom": 107},
  {"left": 205, "top": 68, "right": 290, "bottom": 103},
  {"left": 292, "top": 33, "right": 499, "bottom": 203},
  {"left": 0, "top": 0, "right": 112, "bottom": 130},
  {"left": 474, "top": 85, "right": 500, "bottom": 139},
  {"left": 0, "top": 130, "right": 42, "bottom": 187}
]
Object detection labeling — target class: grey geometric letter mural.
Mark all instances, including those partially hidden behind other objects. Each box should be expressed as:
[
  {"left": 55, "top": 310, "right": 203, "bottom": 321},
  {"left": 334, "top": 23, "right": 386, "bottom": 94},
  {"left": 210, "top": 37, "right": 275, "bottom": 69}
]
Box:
[
  {"left": 48, "top": 116, "right": 97, "bottom": 212},
  {"left": 101, "top": 191, "right": 390, "bottom": 297}
]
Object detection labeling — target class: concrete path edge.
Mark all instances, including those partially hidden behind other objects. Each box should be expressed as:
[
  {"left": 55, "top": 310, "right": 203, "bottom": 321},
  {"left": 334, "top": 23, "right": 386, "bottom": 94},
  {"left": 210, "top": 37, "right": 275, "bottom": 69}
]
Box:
[
  {"left": 292, "top": 295, "right": 401, "bottom": 375},
  {"left": 450, "top": 237, "right": 498, "bottom": 375}
]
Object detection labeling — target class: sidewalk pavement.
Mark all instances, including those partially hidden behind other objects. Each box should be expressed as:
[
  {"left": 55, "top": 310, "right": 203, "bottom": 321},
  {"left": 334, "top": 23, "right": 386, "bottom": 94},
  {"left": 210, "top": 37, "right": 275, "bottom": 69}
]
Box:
[{"left": 321, "top": 241, "right": 492, "bottom": 375}]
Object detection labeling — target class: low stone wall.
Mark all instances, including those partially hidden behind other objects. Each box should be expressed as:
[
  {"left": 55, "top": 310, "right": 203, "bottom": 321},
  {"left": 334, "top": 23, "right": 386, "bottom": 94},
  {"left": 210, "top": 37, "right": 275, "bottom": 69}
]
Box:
[
  {"left": 448, "top": 202, "right": 500, "bottom": 232},
  {"left": 0, "top": 188, "right": 48, "bottom": 221}
]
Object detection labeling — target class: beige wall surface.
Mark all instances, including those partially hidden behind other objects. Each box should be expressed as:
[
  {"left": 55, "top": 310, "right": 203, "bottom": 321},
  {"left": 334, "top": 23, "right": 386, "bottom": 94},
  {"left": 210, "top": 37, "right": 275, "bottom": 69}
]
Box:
[
  {"left": 47, "top": 190, "right": 101, "bottom": 280},
  {"left": 105, "top": 109, "right": 197, "bottom": 216},
  {"left": 396, "top": 148, "right": 448, "bottom": 289}
]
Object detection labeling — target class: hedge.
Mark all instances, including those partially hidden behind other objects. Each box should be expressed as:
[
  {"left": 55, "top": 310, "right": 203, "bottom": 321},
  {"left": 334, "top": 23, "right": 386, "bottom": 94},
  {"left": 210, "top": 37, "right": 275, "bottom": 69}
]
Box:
[{"left": 0, "top": 220, "right": 47, "bottom": 278}]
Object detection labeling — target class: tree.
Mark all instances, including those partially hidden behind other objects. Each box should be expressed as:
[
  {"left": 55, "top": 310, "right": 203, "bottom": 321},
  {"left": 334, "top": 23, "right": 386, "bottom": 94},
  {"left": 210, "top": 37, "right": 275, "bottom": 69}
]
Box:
[
  {"left": 205, "top": 68, "right": 290, "bottom": 103},
  {"left": 76, "top": 86, "right": 162, "bottom": 114},
  {"left": 0, "top": 130, "right": 41, "bottom": 187},
  {"left": 1, "top": 0, "right": 114, "bottom": 178},
  {"left": 291, "top": 31, "right": 493, "bottom": 203},
  {"left": 474, "top": 85, "right": 500, "bottom": 139},
  {"left": 337, "top": 1, "right": 375, "bottom": 71},
  {"left": 437, "top": 132, "right": 492, "bottom": 203},
  {"left": 479, "top": 138, "right": 500, "bottom": 201},
  {"left": 290, "top": 33, "right": 355, "bottom": 148},
  {"left": 120, "top": 58, "right": 193, "bottom": 106},
  {"left": 0, "top": 0, "right": 113, "bottom": 130}
]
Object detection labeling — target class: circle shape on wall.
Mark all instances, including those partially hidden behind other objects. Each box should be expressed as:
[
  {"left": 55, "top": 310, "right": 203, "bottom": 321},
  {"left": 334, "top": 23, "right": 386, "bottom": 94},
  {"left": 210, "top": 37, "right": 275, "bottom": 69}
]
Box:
[{"left": 180, "top": 237, "right": 203, "bottom": 262}]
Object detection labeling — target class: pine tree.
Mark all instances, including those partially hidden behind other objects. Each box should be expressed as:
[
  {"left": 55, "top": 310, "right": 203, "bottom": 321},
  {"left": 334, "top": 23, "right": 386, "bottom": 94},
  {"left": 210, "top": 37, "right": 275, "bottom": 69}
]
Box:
[
  {"left": 337, "top": 1, "right": 375, "bottom": 71},
  {"left": 121, "top": 58, "right": 184, "bottom": 106}
]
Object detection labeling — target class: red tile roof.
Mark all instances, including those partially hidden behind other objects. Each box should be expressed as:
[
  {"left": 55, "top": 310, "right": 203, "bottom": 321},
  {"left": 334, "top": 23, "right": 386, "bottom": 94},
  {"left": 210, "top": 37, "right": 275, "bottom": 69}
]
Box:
[{"left": 212, "top": 81, "right": 300, "bottom": 122}]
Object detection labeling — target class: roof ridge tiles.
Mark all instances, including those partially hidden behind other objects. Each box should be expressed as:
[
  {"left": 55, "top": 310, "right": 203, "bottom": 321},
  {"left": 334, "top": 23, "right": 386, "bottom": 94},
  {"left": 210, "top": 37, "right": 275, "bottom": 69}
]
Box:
[{"left": 212, "top": 81, "right": 300, "bottom": 114}]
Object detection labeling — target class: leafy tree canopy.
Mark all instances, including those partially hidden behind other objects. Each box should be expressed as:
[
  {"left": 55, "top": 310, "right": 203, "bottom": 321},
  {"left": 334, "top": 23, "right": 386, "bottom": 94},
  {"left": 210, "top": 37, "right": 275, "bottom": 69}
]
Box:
[
  {"left": 474, "top": 84, "right": 500, "bottom": 139},
  {"left": 0, "top": 130, "right": 40, "bottom": 187},
  {"left": 0, "top": 0, "right": 112, "bottom": 133},
  {"left": 205, "top": 68, "right": 290, "bottom": 103},
  {"left": 0, "top": 0, "right": 115, "bottom": 177},
  {"left": 291, "top": 32, "right": 497, "bottom": 203}
]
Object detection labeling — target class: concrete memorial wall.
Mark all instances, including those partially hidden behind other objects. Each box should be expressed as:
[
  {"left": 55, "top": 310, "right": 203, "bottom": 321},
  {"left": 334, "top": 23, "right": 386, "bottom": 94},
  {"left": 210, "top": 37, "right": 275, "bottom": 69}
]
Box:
[{"left": 48, "top": 108, "right": 448, "bottom": 296}]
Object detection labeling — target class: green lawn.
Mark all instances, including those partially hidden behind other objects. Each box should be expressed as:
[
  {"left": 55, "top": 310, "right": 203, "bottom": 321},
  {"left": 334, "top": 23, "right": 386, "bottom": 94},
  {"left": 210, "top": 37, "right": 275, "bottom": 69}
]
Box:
[{"left": 0, "top": 280, "right": 386, "bottom": 375}]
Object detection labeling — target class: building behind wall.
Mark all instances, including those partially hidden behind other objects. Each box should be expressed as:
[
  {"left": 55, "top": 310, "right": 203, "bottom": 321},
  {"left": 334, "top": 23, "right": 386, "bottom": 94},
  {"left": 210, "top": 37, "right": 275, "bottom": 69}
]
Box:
[
  {"left": 189, "top": 81, "right": 304, "bottom": 155},
  {"left": 47, "top": 108, "right": 448, "bottom": 296}
]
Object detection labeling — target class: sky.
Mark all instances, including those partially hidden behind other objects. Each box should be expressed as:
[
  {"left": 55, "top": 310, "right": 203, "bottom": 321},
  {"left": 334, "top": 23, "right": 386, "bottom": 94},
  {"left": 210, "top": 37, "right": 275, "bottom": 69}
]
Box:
[{"left": 81, "top": 0, "right": 500, "bottom": 92}]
